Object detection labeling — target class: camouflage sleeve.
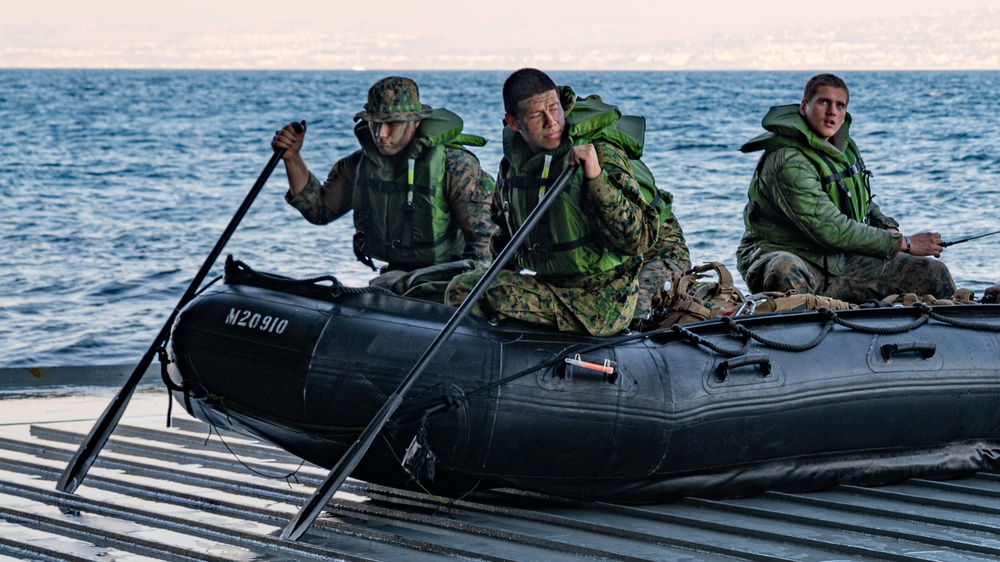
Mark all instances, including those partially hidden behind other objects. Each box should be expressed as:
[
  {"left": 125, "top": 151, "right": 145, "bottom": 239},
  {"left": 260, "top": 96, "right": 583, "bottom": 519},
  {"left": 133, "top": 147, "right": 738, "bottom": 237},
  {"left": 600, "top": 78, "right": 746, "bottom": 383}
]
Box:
[
  {"left": 866, "top": 199, "right": 899, "bottom": 230},
  {"left": 487, "top": 185, "right": 512, "bottom": 261},
  {"left": 584, "top": 141, "right": 659, "bottom": 256},
  {"left": 647, "top": 211, "right": 692, "bottom": 271},
  {"left": 766, "top": 147, "right": 897, "bottom": 257},
  {"left": 284, "top": 150, "right": 362, "bottom": 224},
  {"left": 443, "top": 147, "right": 498, "bottom": 268}
]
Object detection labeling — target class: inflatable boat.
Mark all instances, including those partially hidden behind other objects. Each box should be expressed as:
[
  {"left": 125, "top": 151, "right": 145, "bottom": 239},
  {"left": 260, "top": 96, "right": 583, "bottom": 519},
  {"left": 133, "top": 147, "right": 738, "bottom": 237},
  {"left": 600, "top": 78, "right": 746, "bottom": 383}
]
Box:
[{"left": 164, "top": 259, "right": 1000, "bottom": 503}]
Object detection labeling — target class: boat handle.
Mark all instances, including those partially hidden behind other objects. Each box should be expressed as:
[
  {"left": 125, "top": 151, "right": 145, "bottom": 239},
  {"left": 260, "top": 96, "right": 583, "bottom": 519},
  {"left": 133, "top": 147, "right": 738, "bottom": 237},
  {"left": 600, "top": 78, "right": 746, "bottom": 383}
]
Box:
[
  {"left": 881, "top": 342, "right": 936, "bottom": 361},
  {"left": 716, "top": 355, "right": 771, "bottom": 382}
]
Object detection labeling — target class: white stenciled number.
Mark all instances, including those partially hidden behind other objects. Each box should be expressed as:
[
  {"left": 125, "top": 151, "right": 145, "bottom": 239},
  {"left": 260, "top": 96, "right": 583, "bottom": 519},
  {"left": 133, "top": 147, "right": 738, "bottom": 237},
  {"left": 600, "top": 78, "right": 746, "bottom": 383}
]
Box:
[{"left": 225, "top": 308, "right": 289, "bottom": 334}]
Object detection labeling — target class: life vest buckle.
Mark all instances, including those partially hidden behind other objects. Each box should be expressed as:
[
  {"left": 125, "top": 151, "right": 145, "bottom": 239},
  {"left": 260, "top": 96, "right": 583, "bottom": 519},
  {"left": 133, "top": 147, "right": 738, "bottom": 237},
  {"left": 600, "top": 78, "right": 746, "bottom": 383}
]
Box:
[{"left": 528, "top": 243, "right": 550, "bottom": 258}]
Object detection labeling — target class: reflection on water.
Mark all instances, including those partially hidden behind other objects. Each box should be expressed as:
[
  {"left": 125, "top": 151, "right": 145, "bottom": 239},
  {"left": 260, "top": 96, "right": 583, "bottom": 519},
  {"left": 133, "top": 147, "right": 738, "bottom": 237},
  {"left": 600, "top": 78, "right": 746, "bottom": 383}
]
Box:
[{"left": 2, "top": 69, "right": 998, "bottom": 367}]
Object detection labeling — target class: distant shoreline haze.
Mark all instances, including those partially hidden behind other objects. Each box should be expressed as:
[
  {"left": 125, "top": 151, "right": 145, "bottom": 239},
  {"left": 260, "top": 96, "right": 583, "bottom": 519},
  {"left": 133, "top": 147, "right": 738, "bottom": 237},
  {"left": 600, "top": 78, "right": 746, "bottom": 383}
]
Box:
[{"left": 0, "top": 5, "right": 997, "bottom": 71}]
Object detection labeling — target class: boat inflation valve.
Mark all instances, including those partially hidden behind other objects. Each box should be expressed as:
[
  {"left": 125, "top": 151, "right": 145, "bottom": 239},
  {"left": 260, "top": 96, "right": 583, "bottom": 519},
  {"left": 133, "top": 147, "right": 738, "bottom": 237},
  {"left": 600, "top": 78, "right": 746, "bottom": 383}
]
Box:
[{"left": 563, "top": 354, "right": 618, "bottom": 384}]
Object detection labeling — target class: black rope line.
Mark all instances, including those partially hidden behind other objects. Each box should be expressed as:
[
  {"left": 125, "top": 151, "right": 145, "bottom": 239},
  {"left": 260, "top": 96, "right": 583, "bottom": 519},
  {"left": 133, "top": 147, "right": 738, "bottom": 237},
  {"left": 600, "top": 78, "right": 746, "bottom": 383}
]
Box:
[
  {"left": 725, "top": 314, "right": 836, "bottom": 352},
  {"left": 671, "top": 323, "right": 752, "bottom": 357},
  {"left": 916, "top": 302, "right": 1000, "bottom": 332},
  {"left": 444, "top": 304, "right": 998, "bottom": 412},
  {"left": 829, "top": 309, "right": 929, "bottom": 334},
  {"left": 193, "top": 400, "right": 306, "bottom": 486}
]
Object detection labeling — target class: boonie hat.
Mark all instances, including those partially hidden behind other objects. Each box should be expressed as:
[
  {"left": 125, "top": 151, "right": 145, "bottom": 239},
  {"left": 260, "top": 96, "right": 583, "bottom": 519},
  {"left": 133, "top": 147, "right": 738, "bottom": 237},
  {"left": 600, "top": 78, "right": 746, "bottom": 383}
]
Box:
[{"left": 354, "top": 76, "right": 434, "bottom": 123}]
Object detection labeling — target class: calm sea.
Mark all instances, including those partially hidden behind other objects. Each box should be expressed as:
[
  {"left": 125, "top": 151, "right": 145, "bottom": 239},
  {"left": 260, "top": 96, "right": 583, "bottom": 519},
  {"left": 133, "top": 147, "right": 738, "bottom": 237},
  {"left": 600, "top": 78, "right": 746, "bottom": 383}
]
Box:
[{"left": 1, "top": 69, "right": 997, "bottom": 367}]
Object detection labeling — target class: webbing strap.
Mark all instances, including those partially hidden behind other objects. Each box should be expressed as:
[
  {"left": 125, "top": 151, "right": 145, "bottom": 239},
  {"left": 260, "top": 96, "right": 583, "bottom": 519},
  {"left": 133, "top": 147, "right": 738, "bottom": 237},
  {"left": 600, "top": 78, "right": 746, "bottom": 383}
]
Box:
[
  {"left": 497, "top": 176, "right": 545, "bottom": 189},
  {"left": 393, "top": 227, "right": 457, "bottom": 251},
  {"left": 820, "top": 160, "right": 864, "bottom": 186},
  {"left": 369, "top": 179, "right": 435, "bottom": 197},
  {"left": 520, "top": 232, "right": 593, "bottom": 258}
]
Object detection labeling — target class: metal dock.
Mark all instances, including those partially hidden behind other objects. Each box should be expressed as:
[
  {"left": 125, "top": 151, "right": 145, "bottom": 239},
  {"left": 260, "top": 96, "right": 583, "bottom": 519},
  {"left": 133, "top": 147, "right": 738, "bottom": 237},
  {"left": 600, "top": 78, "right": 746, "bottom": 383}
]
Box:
[{"left": 3, "top": 371, "right": 1000, "bottom": 560}]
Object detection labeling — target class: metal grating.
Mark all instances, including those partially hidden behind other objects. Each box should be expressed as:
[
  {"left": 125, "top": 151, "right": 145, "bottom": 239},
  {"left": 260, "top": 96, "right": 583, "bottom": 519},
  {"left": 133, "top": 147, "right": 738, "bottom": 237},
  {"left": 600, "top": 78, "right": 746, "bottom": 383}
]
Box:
[{"left": 2, "top": 390, "right": 1000, "bottom": 561}]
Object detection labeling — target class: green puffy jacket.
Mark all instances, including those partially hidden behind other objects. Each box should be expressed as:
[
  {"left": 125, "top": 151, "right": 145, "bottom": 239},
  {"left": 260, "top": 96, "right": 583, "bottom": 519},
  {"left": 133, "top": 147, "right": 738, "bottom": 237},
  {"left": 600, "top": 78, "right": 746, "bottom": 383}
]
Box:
[{"left": 736, "top": 104, "right": 900, "bottom": 277}]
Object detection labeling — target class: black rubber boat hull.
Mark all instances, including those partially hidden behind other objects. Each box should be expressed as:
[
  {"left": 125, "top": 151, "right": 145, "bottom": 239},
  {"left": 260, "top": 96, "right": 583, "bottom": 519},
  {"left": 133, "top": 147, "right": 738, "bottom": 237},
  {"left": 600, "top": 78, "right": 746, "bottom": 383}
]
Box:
[{"left": 166, "top": 272, "right": 1000, "bottom": 502}]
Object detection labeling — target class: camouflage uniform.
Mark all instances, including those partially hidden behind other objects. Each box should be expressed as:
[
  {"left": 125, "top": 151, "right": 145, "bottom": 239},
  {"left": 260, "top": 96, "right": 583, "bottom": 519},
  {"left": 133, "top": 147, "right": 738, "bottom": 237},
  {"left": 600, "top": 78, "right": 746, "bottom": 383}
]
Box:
[
  {"left": 635, "top": 211, "right": 691, "bottom": 318},
  {"left": 737, "top": 104, "right": 955, "bottom": 303},
  {"left": 446, "top": 136, "right": 659, "bottom": 337},
  {"left": 743, "top": 250, "right": 957, "bottom": 303},
  {"left": 285, "top": 77, "right": 497, "bottom": 279}
]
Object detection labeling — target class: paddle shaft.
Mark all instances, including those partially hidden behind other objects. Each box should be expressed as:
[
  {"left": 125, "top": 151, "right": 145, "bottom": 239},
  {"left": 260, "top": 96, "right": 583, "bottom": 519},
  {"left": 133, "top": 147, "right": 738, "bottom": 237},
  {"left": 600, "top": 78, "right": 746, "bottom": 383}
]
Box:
[
  {"left": 57, "top": 122, "right": 303, "bottom": 494},
  {"left": 280, "top": 163, "right": 582, "bottom": 540},
  {"left": 941, "top": 230, "right": 1000, "bottom": 248}
]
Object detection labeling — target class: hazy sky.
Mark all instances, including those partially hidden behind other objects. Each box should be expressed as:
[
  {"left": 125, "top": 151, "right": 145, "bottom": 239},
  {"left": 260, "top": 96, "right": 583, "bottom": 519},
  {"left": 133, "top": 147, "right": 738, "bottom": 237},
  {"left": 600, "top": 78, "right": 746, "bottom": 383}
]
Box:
[{"left": 2, "top": 0, "right": 998, "bottom": 69}]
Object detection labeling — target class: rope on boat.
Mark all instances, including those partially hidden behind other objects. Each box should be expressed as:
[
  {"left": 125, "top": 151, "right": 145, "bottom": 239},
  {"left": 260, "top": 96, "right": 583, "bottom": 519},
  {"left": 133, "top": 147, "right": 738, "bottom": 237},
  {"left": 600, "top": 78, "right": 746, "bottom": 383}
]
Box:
[
  {"left": 225, "top": 256, "right": 393, "bottom": 298},
  {"left": 915, "top": 302, "right": 1000, "bottom": 331},
  {"left": 669, "top": 324, "right": 751, "bottom": 357},
  {"left": 724, "top": 314, "right": 836, "bottom": 352},
  {"left": 398, "top": 301, "right": 1000, "bottom": 489},
  {"left": 435, "top": 304, "right": 1000, "bottom": 415},
  {"left": 827, "top": 309, "right": 929, "bottom": 334}
]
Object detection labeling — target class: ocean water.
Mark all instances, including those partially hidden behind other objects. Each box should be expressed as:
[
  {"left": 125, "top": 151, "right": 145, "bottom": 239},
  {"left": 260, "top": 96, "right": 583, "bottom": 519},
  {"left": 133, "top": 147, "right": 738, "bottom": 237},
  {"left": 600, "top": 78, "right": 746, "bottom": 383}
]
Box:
[{"left": 1, "top": 69, "right": 997, "bottom": 368}]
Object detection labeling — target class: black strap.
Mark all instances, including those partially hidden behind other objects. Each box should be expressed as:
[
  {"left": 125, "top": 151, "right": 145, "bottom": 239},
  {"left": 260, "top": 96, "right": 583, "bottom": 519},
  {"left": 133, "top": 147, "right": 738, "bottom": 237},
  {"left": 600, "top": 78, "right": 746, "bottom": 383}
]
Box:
[
  {"left": 399, "top": 199, "right": 416, "bottom": 256},
  {"left": 368, "top": 179, "right": 435, "bottom": 197},
  {"left": 392, "top": 226, "right": 458, "bottom": 251},
  {"left": 819, "top": 159, "right": 864, "bottom": 187},
  {"left": 496, "top": 176, "right": 546, "bottom": 190},
  {"left": 520, "top": 232, "right": 592, "bottom": 259},
  {"left": 815, "top": 151, "right": 856, "bottom": 217},
  {"left": 649, "top": 189, "right": 663, "bottom": 209}
]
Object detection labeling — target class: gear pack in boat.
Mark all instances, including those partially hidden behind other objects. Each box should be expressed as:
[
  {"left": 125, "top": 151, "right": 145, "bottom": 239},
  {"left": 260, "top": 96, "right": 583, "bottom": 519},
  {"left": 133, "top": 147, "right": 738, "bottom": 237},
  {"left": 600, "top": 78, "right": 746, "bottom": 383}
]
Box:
[{"left": 164, "top": 258, "right": 1000, "bottom": 503}]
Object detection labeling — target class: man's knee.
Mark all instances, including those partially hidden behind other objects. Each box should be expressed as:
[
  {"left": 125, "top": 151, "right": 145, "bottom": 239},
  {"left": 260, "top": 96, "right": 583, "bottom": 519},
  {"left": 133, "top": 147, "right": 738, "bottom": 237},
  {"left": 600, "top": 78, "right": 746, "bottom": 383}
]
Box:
[
  {"left": 921, "top": 258, "right": 957, "bottom": 297},
  {"left": 751, "top": 252, "right": 816, "bottom": 294}
]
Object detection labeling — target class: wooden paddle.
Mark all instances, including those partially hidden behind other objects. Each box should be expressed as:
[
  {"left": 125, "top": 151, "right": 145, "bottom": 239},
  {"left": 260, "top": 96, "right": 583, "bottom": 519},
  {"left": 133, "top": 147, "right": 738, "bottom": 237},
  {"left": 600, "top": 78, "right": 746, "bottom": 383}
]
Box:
[
  {"left": 280, "top": 163, "right": 582, "bottom": 540},
  {"left": 57, "top": 121, "right": 305, "bottom": 494}
]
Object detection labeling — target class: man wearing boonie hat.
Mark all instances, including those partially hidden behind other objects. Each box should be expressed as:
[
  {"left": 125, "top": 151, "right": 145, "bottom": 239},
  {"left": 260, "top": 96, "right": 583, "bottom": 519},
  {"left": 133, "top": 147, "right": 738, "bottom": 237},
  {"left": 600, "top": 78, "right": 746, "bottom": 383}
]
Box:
[{"left": 272, "top": 76, "right": 496, "bottom": 292}]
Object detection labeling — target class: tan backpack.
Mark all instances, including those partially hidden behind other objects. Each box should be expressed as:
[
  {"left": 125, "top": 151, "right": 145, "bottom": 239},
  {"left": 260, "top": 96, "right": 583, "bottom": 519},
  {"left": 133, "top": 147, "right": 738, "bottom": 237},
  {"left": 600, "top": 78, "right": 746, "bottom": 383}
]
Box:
[
  {"left": 752, "top": 292, "right": 855, "bottom": 313},
  {"left": 879, "top": 288, "right": 979, "bottom": 306},
  {"left": 646, "top": 262, "right": 748, "bottom": 327},
  {"left": 641, "top": 262, "right": 856, "bottom": 330}
]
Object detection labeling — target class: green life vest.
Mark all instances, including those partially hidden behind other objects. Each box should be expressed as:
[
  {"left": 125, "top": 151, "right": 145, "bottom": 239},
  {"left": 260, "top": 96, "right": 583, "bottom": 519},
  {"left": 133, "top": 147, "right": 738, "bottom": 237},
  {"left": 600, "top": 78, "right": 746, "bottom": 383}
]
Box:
[
  {"left": 496, "top": 95, "right": 659, "bottom": 276},
  {"left": 743, "top": 105, "right": 871, "bottom": 225},
  {"left": 747, "top": 138, "right": 870, "bottom": 225},
  {"left": 614, "top": 114, "right": 672, "bottom": 225},
  {"left": 352, "top": 108, "right": 488, "bottom": 270}
]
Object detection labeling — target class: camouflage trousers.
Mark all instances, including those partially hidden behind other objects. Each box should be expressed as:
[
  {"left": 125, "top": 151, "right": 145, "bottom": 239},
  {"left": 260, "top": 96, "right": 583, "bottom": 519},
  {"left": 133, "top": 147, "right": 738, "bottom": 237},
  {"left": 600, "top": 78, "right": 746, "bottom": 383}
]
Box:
[
  {"left": 743, "top": 250, "right": 957, "bottom": 303},
  {"left": 444, "top": 261, "right": 641, "bottom": 336},
  {"left": 635, "top": 212, "right": 692, "bottom": 318},
  {"left": 635, "top": 257, "right": 691, "bottom": 318}
]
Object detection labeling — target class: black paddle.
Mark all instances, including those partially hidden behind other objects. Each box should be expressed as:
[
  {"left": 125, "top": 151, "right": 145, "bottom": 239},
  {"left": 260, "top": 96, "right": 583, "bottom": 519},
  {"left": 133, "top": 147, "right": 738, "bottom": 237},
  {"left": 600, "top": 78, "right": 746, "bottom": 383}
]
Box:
[
  {"left": 280, "top": 163, "right": 582, "bottom": 540},
  {"left": 57, "top": 121, "right": 305, "bottom": 494}
]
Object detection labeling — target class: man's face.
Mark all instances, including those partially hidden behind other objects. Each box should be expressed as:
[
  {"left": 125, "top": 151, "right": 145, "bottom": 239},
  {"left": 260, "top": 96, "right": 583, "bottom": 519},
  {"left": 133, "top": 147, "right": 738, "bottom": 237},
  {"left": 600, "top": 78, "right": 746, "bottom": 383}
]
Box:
[
  {"left": 368, "top": 120, "right": 420, "bottom": 156},
  {"left": 799, "top": 85, "right": 848, "bottom": 141},
  {"left": 506, "top": 89, "right": 565, "bottom": 153}
]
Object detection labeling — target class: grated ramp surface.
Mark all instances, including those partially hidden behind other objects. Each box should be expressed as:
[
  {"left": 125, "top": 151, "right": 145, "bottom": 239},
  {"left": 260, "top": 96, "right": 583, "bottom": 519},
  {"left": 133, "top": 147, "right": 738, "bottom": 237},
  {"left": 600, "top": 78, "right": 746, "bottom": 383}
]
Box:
[{"left": 2, "top": 389, "right": 1000, "bottom": 561}]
